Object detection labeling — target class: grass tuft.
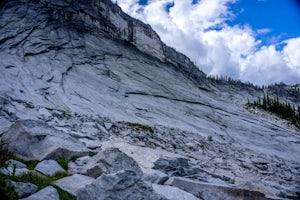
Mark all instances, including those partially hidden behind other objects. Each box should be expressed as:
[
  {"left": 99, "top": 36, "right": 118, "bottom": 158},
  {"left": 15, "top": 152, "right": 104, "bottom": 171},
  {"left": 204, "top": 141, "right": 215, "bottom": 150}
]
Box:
[{"left": 56, "top": 158, "right": 68, "bottom": 171}]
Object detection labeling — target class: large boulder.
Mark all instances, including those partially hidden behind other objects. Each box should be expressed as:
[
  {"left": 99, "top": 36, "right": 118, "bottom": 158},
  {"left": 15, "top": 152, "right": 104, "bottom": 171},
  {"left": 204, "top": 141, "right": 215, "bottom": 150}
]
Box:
[
  {"left": 81, "top": 148, "right": 143, "bottom": 178},
  {"left": 53, "top": 174, "right": 95, "bottom": 196},
  {"left": 34, "top": 160, "right": 66, "bottom": 176},
  {"left": 153, "top": 157, "right": 192, "bottom": 176},
  {"left": 0, "top": 120, "right": 89, "bottom": 160},
  {"left": 77, "top": 170, "right": 166, "bottom": 200},
  {"left": 166, "top": 177, "right": 269, "bottom": 200}
]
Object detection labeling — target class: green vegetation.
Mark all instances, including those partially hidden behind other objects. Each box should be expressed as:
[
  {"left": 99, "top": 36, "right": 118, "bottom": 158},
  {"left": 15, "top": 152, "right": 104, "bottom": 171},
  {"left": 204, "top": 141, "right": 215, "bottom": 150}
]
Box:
[
  {"left": 287, "top": 192, "right": 300, "bottom": 199},
  {"left": 10, "top": 172, "right": 53, "bottom": 190},
  {"left": 57, "top": 157, "right": 69, "bottom": 171},
  {"left": 248, "top": 94, "right": 300, "bottom": 129},
  {"left": 15, "top": 159, "right": 39, "bottom": 170},
  {"left": 0, "top": 174, "right": 19, "bottom": 200},
  {"left": 208, "top": 75, "right": 262, "bottom": 89},
  {"left": 71, "top": 156, "right": 78, "bottom": 162},
  {"left": 122, "top": 122, "right": 154, "bottom": 133},
  {"left": 0, "top": 147, "right": 14, "bottom": 168},
  {"left": 0, "top": 146, "right": 72, "bottom": 199},
  {"left": 56, "top": 187, "right": 76, "bottom": 200},
  {"left": 0, "top": 171, "right": 69, "bottom": 199}
]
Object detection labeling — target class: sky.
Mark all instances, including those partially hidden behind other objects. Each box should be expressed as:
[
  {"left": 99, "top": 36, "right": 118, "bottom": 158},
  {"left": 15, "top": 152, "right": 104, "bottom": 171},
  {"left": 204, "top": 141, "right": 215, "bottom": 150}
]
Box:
[{"left": 112, "top": 0, "right": 300, "bottom": 85}]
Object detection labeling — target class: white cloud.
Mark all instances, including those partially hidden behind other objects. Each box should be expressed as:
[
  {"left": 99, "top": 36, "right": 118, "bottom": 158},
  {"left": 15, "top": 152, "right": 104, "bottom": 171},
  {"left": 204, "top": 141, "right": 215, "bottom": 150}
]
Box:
[
  {"left": 283, "top": 37, "right": 300, "bottom": 69},
  {"left": 112, "top": 0, "right": 300, "bottom": 85}
]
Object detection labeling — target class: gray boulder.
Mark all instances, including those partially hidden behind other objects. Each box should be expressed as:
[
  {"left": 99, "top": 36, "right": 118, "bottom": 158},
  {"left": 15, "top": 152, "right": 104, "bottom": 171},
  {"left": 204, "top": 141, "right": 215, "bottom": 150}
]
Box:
[
  {"left": 82, "top": 148, "right": 143, "bottom": 178},
  {"left": 77, "top": 170, "right": 166, "bottom": 200},
  {"left": 21, "top": 186, "right": 59, "bottom": 200},
  {"left": 34, "top": 160, "right": 66, "bottom": 176},
  {"left": 6, "top": 180, "right": 38, "bottom": 198},
  {"left": 68, "top": 156, "right": 92, "bottom": 174},
  {"left": 152, "top": 183, "right": 199, "bottom": 200},
  {"left": 166, "top": 177, "right": 269, "bottom": 200},
  {"left": 53, "top": 174, "right": 95, "bottom": 196},
  {"left": 142, "top": 168, "right": 168, "bottom": 184},
  {"left": 153, "top": 157, "right": 191, "bottom": 176},
  {"left": 0, "top": 120, "right": 89, "bottom": 160}
]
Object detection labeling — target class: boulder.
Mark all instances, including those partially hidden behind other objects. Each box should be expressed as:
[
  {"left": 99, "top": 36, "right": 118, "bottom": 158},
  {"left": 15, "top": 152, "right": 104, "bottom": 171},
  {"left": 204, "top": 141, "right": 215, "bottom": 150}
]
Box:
[
  {"left": 152, "top": 183, "right": 199, "bottom": 200},
  {"left": 0, "top": 120, "right": 89, "bottom": 160},
  {"left": 153, "top": 157, "right": 191, "bottom": 176},
  {"left": 104, "top": 122, "right": 113, "bottom": 130},
  {"left": 21, "top": 186, "right": 59, "bottom": 200},
  {"left": 77, "top": 170, "right": 167, "bottom": 200},
  {"left": 34, "top": 160, "right": 66, "bottom": 176},
  {"left": 53, "top": 174, "right": 95, "bottom": 196},
  {"left": 82, "top": 147, "right": 143, "bottom": 178},
  {"left": 166, "top": 177, "right": 269, "bottom": 200},
  {"left": 142, "top": 168, "right": 168, "bottom": 184},
  {"left": 68, "top": 156, "right": 92, "bottom": 174},
  {"left": 6, "top": 180, "right": 38, "bottom": 198}
]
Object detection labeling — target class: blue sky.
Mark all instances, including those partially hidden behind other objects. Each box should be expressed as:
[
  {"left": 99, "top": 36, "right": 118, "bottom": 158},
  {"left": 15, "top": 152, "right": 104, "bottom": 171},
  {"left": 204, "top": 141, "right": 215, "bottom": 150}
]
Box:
[
  {"left": 114, "top": 0, "right": 300, "bottom": 85},
  {"left": 228, "top": 0, "right": 300, "bottom": 48}
]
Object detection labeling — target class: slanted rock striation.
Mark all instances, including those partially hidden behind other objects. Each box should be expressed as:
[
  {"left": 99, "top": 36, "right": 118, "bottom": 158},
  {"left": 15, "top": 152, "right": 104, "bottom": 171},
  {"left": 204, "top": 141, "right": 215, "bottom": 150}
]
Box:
[{"left": 0, "top": 0, "right": 299, "bottom": 199}]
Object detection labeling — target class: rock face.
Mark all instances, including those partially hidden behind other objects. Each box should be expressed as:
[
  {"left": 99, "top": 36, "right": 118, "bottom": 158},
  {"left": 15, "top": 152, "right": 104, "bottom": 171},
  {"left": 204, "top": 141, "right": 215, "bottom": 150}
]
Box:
[{"left": 0, "top": 0, "right": 299, "bottom": 199}]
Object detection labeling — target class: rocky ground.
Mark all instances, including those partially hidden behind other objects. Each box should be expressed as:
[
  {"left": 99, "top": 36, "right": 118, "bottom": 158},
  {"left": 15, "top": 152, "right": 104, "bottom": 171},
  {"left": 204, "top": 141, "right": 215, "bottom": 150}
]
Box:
[
  {"left": 0, "top": 0, "right": 300, "bottom": 199},
  {"left": 0, "top": 109, "right": 299, "bottom": 199}
]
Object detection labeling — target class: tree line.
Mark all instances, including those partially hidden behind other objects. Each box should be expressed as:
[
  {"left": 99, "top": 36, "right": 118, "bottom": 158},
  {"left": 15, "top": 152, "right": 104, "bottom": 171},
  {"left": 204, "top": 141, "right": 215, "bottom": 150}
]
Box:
[{"left": 248, "top": 94, "right": 300, "bottom": 129}]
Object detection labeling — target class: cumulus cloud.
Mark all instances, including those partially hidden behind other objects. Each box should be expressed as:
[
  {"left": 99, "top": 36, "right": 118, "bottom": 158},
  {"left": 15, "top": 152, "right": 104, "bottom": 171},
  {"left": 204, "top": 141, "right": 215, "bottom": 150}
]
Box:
[{"left": 112, "top": 0, "right": 300, "bottom": 85}]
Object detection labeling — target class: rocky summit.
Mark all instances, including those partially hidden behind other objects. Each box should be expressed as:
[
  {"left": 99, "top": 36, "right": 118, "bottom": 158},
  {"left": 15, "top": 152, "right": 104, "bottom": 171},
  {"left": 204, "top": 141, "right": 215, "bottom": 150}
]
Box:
[{"left": 0, "top": 0, "right": 299, "bottom": 199}]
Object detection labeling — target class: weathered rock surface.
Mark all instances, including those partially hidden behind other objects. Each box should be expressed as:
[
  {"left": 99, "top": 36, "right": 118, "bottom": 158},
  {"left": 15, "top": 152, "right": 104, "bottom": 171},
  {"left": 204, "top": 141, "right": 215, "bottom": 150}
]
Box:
[
  {"left": 0, "top": 120, "right": 89, "bottom": 160},
  {"left": 21, "top": 186, "right": 59, "bottom": 200},
  {"left": 34, "top": 160, "right": 66, "bottom": 176},
  {"left": 0, "top": 0, "right": 299, "bottom": 199},
  {"left": 53, "top": 174, "right": 95, "bottom": 196},
  {"left": 77, "top": 170, "right": 166, "bottom": 200},
  {"left": 5, "top": 180, "right": 38, "bottom": 198}
]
